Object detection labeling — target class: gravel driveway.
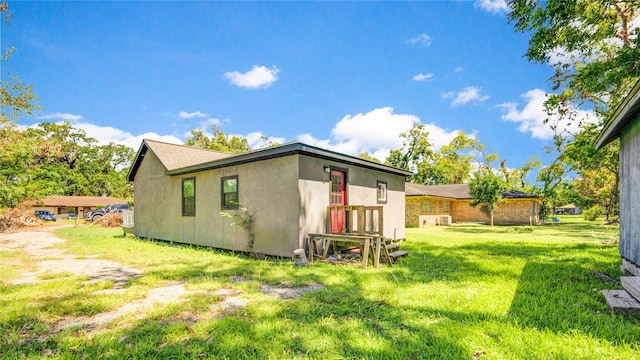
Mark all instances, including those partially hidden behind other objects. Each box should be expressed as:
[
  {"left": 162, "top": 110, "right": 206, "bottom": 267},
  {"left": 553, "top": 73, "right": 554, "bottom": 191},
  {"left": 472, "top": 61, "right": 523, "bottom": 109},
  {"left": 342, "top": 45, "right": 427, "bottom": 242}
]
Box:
[{"left": 1, "top": 226, "right": 322, "bottom": 333}]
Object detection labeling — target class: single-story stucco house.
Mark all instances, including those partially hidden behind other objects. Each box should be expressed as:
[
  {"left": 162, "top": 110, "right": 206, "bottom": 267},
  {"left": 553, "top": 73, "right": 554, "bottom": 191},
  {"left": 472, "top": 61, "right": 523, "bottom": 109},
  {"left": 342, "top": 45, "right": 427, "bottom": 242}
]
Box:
[
  {"left": 127, "top": 139, "right": 411, "bottom": 258},
  {"left": 27, "top": 196, "right": 128, "bottom": 219},
  {"left": 596, "top": 80, "right": 640, "bottom": 276},
  {"left": 405, "top": 183, "right": 541, "bottom": 227}
]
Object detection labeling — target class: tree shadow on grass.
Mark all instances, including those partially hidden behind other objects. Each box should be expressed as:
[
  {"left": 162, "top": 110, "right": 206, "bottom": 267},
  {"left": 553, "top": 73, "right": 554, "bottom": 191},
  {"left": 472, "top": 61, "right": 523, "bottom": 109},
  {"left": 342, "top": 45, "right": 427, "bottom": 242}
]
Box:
[
  {"left": 390, "top": 239, "right": 618, "bottom": 286},
  {"left": 2, "top": 267, "right": 473, "bottom": 359},
  {"left": 508, "top": 259, "right": 640, "bottom": 344},
  {"left": 3, "top": 231, "right": 633, "bottom": 359},
  {"left": 441, "top": 222, "right": 618, "bottom": 238}
]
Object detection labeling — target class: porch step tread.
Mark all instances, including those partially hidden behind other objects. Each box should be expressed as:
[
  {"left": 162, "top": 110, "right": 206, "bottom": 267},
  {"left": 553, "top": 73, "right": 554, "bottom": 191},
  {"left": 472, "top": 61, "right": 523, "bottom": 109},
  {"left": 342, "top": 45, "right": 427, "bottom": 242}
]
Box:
[
  {"left": 602, "top": 290, "right": 640, "bottom": 314},
  {"left": 385, "top": 243, "right": 400, "bottom": 251},
  {"left": 389, "top": 250, "right": 409, "bottom": 258},
  {"left": 621, "top": 277, "right": 640, "bottom": 301}
]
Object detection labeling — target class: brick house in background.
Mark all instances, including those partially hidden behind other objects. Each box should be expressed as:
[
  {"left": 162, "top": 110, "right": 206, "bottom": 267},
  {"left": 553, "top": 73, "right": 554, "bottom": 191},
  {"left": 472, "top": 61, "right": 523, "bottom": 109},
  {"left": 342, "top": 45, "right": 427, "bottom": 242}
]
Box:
[
  {"left": 405, "top": 183, "right": 541, "bottom": 227},
  {"left": 28, "top": 196, "right": 128, "bottom": 219}
]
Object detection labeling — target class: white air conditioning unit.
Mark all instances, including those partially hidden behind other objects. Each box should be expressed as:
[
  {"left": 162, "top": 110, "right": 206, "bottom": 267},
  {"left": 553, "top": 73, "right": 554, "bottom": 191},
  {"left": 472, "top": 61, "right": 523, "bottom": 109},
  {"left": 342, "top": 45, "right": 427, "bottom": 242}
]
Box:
[{"left": 439, "top": 215, "right": 452, "bottom": 226}]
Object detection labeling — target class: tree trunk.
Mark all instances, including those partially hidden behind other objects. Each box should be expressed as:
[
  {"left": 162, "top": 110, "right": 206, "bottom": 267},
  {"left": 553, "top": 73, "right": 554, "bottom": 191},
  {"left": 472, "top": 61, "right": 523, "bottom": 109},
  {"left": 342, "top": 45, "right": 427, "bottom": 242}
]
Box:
[{"left": 490, "top": 212, "right": 494, "bottom": 226}]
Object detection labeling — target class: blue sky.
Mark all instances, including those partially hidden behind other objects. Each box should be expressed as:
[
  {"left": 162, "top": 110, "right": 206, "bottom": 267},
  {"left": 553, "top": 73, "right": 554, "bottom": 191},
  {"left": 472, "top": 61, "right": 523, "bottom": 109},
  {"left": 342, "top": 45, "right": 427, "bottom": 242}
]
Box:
[{"left": 4, "top": 1, "right": 598, "bottom": 172}]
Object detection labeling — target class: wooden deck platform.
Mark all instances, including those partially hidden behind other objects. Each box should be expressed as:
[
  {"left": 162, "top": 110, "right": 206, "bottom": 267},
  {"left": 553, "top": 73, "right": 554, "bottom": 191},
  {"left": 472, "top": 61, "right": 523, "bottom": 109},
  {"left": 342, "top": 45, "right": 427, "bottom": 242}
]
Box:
[
  {"left": 602, "top": 290, "right": 640, "bottom": 314},
  {"left": 601, "top": 276, "right": 640, "bottom": 314}
]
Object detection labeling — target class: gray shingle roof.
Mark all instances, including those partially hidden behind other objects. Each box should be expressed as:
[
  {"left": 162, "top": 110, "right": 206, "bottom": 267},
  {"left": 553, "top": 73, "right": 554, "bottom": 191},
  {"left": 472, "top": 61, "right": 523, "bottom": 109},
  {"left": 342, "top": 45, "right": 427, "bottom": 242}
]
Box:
[
  {"left": 405, "top": 183, "right": 472, "bottom": 199},
  {"left": 128, "top": 139, "right": 412, "bottom": 181},
  {"left": 405, "top": 183, "right": 540, "bottom": 200},
  {"left": 144, "top": 139, "right": 234, "bottom": 171}
]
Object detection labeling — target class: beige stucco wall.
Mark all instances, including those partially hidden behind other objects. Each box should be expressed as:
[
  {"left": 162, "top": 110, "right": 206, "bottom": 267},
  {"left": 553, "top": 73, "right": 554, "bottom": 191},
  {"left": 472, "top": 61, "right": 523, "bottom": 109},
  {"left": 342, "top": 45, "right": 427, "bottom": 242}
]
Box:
[
  {"left": 406, "top": 196, "right": 540, "bottom": 226},
  {"left": 134, "top": 151, "right": 407, "bottom": 257},
  {"left": 133, "top": 152, "right": 301, "bottom": 257},
  {"left": 298, "top": 155, "right": 406, "bottom": 240}
]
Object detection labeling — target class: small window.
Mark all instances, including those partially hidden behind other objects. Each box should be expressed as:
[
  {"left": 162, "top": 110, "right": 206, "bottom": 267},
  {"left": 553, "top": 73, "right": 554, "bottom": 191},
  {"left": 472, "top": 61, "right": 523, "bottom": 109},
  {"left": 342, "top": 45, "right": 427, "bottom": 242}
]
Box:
[
  {"left": 377, "top": 181, "right": 387, "bottom": 204},
  {"left": 422, "top": 199, "right": 432, "bottom": 213},
  {"left": 443, "top": 201, "right": 450, "bottom": 212},
  {"left": 222, "top": 176, "right": 239, "bottom": 209},
  {"left": 182, "top": 177, "right": 196, "bottom": 216}
]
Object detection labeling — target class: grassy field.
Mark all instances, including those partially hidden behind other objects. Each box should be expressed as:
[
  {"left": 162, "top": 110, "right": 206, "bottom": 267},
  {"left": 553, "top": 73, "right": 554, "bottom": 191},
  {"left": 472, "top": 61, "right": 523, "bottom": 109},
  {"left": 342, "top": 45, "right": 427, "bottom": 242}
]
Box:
[{"left": 1, "top": 216, "right": 639, "bottom": 359}]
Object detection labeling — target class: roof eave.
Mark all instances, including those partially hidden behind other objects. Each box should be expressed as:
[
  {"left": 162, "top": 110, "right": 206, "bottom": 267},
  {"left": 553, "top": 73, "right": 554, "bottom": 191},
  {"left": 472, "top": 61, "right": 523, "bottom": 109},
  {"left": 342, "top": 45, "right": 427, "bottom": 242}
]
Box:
[
  {"left": 165, "top": 142, "right": 413, "bottom": 177},
  {"left": 126, "top": 140, "right": 150, "bottom": 182},
  {"left": 596, "top": 80, "right": 640, "bottom": 149},
  {"left": 406, "top": 194, "right": 470, "bottom": 200}
]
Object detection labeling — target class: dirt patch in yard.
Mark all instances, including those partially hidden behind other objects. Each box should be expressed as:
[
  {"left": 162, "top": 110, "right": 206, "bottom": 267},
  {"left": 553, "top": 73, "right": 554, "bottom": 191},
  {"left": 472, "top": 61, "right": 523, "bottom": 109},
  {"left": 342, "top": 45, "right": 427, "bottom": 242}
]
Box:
[
  {"left": 1, "top": 228, "right": 142, "bottom": 287},
  {"left": 1, "top": 228, "right": 323, "bottom": 335}
]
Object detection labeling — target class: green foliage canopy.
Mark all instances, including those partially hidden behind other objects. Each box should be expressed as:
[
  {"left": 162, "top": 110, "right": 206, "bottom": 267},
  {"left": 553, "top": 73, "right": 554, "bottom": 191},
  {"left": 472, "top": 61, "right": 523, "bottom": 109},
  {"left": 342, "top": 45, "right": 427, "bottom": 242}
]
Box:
[
  {"left": 185, "top": 124, "right": 250, "bottom": 154},
  {"left": 0, "top": 122, "right": 135, "bottom": 208},
  {"left": 469, "top": 171, "right": 508, "bottom": 226},
  {"left": 508, "top": 0, "right": 639, "bottom": 219},
  {"left": 386, "top": 125, "right": 492, "bottom": 185}
]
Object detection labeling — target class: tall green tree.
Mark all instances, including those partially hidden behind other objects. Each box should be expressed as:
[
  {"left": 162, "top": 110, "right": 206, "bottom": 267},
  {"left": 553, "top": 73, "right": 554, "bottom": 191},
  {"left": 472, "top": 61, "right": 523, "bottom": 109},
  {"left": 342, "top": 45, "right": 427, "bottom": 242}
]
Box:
[
  {"left": 469, "top": 171, "right": 508, "bottom": 227},
  {"left": 357, "top": 152, "right": 382, "bottom": 163},
  {"left": 386, "top": 124, "right": 433, "bottom": 180},
  {"left": 185, "top": 124, "right": 250, "bottom": 154},
  {"left": 420, "top": 132, "right": 479, "bottom": 185},
  {"left": 1, "top": 3, "right": 41, "bottom": 126},
  {"left": 386, "top": 125, "right": 497, "bottom": 185},
  {"left": 509, "top": 0, "right": 639, "bottom": 117},
  {"left": 0, "top": 122, "right": 134, "bottom": 208},
  {"left": 508, "top": 0, "right": 639, "bottom": 219}
]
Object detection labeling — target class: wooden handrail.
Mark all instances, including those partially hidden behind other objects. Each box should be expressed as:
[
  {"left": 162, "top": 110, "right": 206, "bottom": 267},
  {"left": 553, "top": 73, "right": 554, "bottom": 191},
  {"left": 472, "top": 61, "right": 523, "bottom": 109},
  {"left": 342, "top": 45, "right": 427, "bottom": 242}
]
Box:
[{"left": 326, "top": 205, "right": 383, "bottom": 236}]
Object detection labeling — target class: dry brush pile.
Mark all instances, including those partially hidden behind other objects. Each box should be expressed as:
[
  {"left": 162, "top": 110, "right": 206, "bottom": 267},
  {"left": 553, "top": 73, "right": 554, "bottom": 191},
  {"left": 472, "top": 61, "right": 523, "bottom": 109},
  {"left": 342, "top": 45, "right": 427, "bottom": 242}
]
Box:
[{"left": 0, "top": 206, "right": 43, "bottom": 232}]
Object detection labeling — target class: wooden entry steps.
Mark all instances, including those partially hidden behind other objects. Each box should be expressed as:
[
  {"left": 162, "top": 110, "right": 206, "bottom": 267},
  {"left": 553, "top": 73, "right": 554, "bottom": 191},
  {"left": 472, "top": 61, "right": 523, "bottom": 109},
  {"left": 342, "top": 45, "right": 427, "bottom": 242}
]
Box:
[
  {"left": 384, "top": 239, "right": 408, "bottom": 263},
  {"left": 602, "top": 276, "right": 640, "bottom": 314},
  {"left": 309, "top": 234, "right": 409, "bottom": 269}
]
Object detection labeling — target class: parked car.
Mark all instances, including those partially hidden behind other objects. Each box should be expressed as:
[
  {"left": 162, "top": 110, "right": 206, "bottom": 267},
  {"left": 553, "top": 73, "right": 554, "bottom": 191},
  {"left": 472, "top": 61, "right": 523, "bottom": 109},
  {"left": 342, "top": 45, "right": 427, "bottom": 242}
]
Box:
[
  {"left": 34, "top": 210, "right": 57, "bottom": 221},
  {"left": 86, "top": 203, "right": 132, "bottom": 222}
]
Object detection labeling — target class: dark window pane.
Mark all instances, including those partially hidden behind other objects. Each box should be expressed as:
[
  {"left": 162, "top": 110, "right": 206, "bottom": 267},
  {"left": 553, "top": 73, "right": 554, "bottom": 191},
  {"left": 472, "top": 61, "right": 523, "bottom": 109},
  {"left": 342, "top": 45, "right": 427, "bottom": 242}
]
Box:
[
  {"left": 182, "top": 177, "right": 196, "bottom": 216},
  {"left": 221, "top": 176, "right": 239, "bottom": 209}
]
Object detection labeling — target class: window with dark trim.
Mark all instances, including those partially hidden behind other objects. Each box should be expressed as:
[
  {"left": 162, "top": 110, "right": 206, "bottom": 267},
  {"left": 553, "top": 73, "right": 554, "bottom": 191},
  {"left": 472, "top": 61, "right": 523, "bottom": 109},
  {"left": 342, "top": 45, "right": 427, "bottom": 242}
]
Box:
[
  {"left": 182, "top": 177, "right": 196, "bottom": 216},
  {"left": 376, "top": 181, "right": 387, "bottom": 204},
  {"left": 221, "top": 176, "right": 239, "bottom": 209}
]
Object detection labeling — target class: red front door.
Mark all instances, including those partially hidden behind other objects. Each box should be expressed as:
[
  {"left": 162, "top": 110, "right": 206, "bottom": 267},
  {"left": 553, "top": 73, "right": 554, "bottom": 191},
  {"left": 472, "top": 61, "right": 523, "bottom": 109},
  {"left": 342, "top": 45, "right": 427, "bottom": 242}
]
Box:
[{"left": 330, "top": 170, "right": 346, "bottom": 232}]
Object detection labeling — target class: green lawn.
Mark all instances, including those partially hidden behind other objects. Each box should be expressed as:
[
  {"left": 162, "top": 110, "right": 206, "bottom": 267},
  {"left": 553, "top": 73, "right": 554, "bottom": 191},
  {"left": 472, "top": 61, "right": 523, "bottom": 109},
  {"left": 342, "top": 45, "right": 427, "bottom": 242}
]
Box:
[{"left": 1, "top": 216, "right": 638, "bottom": 359}]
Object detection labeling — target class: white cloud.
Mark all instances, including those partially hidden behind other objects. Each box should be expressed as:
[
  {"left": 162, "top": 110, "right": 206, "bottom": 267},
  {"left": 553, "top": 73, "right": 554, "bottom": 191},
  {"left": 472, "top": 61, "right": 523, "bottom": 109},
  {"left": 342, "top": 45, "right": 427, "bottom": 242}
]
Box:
[
  {"left": 412, "top": 73, "right": 434, "bottom": 81},
  {"left": 331, "top": 107, "right": 419, "bottom": 149},
  {"left": 30, "top": 115, "right": 181, "bottom": 150},
  {"left": 454, "top": 67, "right": 464, "bottom": 73},
  {"left": 245, "top": 131, "right": 286, "bottom": 149},
  {"left": 474, "top": 0, "right": 509, "bottom": 13},
  {"left": 443, "top": 86, "right": 490, "bottom": 107},
  {"left": 224, "top": 65, "right": 280, "bottom": 89},
  {"left": 38, "top": 112, "right": 83, "bottom": 121},
  {"left": 407, "top": 33, "right": 432, "bottom": 47},
  {"left": 195, "top": 118, "right": 222, "bottom": 131},
  {"left": 296, "top": 107, "right": 462, "bottom": 162},
  {"left": 68, "top": 121, "right": 182, "bottom": 149},
  {"left": 179, "top": 111, "right": 208, "bottom": 119},
  {"left": 498, "top": 88, "right": 599, "bottom": 139}
]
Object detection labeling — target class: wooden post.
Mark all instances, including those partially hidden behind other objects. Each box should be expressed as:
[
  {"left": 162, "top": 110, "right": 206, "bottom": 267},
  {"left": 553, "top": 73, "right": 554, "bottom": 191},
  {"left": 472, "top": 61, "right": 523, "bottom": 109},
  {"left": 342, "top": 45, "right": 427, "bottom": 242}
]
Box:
[
  {"left": 362, "top": 237, "right": 370, "bottom": 270},
  {"left": 374, "top": 237, "right": 381, "bottom": 268},
  {"left": 308, "top": 237, "right": 314, "bottom": 264}
]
